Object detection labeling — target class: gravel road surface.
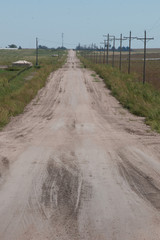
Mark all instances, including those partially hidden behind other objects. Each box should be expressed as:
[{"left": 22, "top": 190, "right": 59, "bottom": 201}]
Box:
[{"left": 0, "top": 50, "right": 160, "bottom": 240}]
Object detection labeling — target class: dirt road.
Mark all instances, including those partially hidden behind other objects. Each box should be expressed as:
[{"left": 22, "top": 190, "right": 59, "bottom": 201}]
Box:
[{"left": 0, "top": 50, "right": 160, "bottom": 240}]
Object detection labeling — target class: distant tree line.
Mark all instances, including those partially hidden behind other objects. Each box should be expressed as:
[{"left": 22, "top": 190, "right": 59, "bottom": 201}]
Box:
[
  {"left": 5, "top": 44, "right": 67, "bottom": 50},
  {"left": 76, "top": 43, "right": 131, "bottom": 52},
  {"left": 39, "top": 45, "right": 67, "bottom": 50}
]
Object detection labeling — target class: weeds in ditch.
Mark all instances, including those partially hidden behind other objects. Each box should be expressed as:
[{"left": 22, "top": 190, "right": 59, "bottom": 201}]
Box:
[
  {"left": 0, "top": 49, "right": 67, "bottom": 129},
  {"left": 78, "top": 55, "right": 160, "bottom": 133}
]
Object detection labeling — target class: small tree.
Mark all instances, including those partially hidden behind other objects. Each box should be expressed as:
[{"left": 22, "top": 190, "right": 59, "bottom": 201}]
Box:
[
  {"left": 39, "top": 45, "right": 48, "bottom": 49},
  {"left": 8, "top": 44, "right": 17, "bottom": 48}
]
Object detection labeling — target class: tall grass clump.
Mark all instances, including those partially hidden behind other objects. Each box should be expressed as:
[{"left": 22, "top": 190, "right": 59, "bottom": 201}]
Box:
[{"left": 78, "top": 54, "right": 160, "bottom": 133}]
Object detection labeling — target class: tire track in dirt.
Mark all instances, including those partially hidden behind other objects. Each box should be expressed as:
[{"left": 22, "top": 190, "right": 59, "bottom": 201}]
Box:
[{"left": 118, "top": 149, "right": 160, "bottom": 210}]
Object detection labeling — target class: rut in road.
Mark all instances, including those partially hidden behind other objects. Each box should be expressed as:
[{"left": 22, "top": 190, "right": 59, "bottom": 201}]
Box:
[{"left": 0, "top": 50, "right": 160, "bottom": 240}]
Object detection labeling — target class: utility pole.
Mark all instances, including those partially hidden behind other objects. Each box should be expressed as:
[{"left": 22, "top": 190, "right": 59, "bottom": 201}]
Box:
[
  {"left": 93, "top": 44, "right": 96, "bottom": 63},
  {"left": 115, "top": 34, "right": 126, "bottom": 71},
  {"left": 124, "top": 31, "right": 137, "bottom": 74},
  {"left": 137, "top": 30, "right": 154, "bottom": 84},
  {"left": 36, "top": 37, "right": 38, "bottom": 66},
  {"left": 103, "top": 40, "right": 106, "bottom": 64},
  {"left": 100, "top": 46, "right": 102, "bottom": 64},
  {"left": 128, "top": 31, "right": 131, "bottom": 74},
  {"left": 62, "top": 33, "right": 64, "bottom": 48},
  {"left": 90, "top": 45, "right": 93, "bottom": 61},
  {"left": 91, "top": 43, "right": 94, "bottom": 62},
  {"left": 107, "top": 34, "right": 109, "bottom": 64},
  {"left": 104, "top": 35, "right": 117, "bottom": 67},
  {"left": 95, "top": 46, "right": 98, "bottom": 63},
  {"left": 108, "top": 35, "right": 115, "bottom": 67},
  {"left": 100, "top": 43, "right": 104, "bottom": 64},
  {"left": 89, "top": 48, "right": 91, "bottom": 61},
  {"left": 100, "top": 40, "right": 106, "bottom": 64},
  {"left": 103, "top": 34, "right": 110, "bottom": 64},
  {"left": 112, "top": 36, "right": 115, "bottom": 67},
  {"left": 119, "top": 34, "right": 122, "bottom": 71},
  {"left": 96, "top": 46, "right": 98, "bottom": 64},
  {"left": 143, "top": 31, "right": 147, "bottom": 84}
]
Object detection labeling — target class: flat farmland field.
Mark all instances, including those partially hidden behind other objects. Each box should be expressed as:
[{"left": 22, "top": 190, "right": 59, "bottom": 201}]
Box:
[
  {"left": 120, "top": 49, "right": 160, "bottom": 89},
  {"left": 88, "top": 49, "right": 160, "bottom": 89}
]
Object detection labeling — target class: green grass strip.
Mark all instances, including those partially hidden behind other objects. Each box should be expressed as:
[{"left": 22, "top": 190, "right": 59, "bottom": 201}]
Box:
[
  {"left": 78, "top": 55, "right": 160, "bottom": 133},
  {"left": 0, "top": 50, "right": 67, "bottom": 129}
]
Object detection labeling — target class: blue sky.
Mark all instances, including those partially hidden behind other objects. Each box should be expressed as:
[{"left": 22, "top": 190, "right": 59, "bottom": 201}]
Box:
[{"left": 0, "top": 0, "right": 160, "bottom": 49}]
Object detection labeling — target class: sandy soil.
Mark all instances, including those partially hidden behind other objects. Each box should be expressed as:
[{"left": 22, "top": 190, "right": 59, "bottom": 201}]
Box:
[{"left": 0, "top": 50, "right": 160, "bottom": 240}]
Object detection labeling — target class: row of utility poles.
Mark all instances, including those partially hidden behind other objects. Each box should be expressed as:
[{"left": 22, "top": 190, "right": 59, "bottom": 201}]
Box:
[
  {"left": 101, "top": 32, "right": 137, "bottom": 73},
  {"left": 82, "top": 31, "right": 154, "bottom": 84}
]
